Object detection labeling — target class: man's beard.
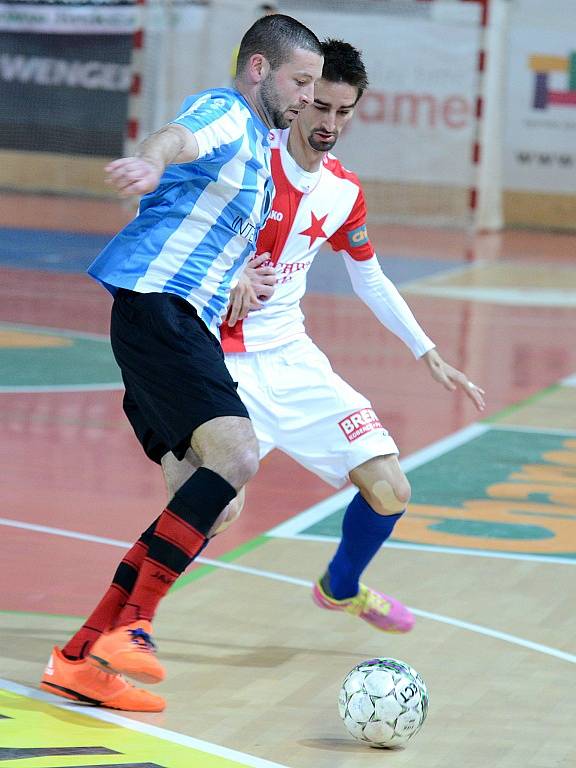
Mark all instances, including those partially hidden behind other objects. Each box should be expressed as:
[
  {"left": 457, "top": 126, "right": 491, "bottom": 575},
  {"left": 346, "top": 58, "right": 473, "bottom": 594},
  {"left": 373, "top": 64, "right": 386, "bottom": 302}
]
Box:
[
  {"left": 308, "top": 132, "right": 337, "bottom": 152},
  {"left": 260, "top": 73, "right": 290, "bottom": 129}
]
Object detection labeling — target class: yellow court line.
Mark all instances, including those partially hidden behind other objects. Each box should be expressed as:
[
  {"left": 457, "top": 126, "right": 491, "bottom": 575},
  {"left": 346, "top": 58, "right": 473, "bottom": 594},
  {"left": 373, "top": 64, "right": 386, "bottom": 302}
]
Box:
[{"left": 0, "top": 681, "right": 290, "bottom": 768}]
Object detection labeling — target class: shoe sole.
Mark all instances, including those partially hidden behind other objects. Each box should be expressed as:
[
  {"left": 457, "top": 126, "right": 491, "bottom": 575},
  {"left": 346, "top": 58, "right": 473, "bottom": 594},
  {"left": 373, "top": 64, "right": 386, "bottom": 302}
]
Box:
[
  {"left": 40, "top": 679, "right": 165, "bottom": 712},
  {"left": 40, "top": 679, "right": 101, "bottom": 705},
  {"left": 88, "top": 652, "right": 164, "bottom": 685}
]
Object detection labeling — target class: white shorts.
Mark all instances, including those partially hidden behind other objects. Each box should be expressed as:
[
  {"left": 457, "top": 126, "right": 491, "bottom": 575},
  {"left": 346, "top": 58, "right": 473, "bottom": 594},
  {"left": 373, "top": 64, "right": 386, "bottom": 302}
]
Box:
[{"left": 225, "top": 336, "right": 398, "bottom": 488}]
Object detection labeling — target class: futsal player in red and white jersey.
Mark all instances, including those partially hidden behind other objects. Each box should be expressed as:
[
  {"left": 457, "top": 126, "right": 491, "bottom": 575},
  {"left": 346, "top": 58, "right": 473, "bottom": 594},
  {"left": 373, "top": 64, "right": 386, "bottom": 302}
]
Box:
[
  {"left": 161, "top": 39, "right": 486, "bottom": 634},
  {"left": 222, "top": 39, "right": 485, "bottom": 631}
]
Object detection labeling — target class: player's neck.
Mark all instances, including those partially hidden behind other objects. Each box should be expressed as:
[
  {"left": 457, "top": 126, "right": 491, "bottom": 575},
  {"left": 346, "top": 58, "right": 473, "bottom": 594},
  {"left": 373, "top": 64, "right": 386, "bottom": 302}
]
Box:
[
  {"left": 287, "top": 128, "right": 324, "bottom": 173},
  {"left": 236, "top": 83, "right": 275, "bottom": 129}
]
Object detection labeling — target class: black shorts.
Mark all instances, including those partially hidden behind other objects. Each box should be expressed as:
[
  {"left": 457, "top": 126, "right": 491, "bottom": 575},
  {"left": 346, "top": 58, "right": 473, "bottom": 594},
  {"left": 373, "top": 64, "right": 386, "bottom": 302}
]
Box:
[{"left": 110, "top": 289, "right": 249, "bottom": 464}]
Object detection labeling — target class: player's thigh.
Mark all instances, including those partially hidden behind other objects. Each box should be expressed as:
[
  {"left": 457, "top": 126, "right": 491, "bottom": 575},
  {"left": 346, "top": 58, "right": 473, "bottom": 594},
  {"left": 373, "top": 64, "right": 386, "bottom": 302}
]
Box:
[
  {"left": 349, "top": 454, "right": 411, "bottom": 515},
  {"left": 225, "top": 351, "right": 278, "bottom": 459},
  {"left": 272, "top": 339, "right": 398, "bottom": 487},
  {"left": 112, "top": 290, "right": 251, "bottom": 467}
]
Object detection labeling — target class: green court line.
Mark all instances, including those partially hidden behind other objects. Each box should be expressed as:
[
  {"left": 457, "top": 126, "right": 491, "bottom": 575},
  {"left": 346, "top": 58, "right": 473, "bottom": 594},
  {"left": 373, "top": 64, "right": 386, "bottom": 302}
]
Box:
[
  {"left": 483, "top": 383, "right": 562, "bottom": 423},
  {"left": 170, "top": 535, "right": 270, "bottom": 592}
]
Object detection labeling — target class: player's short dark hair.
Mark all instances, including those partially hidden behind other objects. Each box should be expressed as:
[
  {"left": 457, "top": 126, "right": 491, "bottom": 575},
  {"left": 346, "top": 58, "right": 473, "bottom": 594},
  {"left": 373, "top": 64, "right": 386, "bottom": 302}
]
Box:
[
  {"left": 236, "top": 14, "right": 322, "bottom": 74},
  {"left": 320, "top": 39, "right": 369, "bottom": 103}
]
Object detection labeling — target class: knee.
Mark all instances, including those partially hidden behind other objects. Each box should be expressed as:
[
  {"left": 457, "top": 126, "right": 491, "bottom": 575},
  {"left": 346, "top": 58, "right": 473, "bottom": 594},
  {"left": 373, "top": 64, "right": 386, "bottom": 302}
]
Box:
[
  {"left": 393, "top": 477, "right": 411, "bottom": 508},
  {"left": 362, "top": 476, "right": 411, "bottom": 515},
  {"left": 193, "top": 418, "right": 259, "bottom": 490},
  {"left": 232, "top": 445, "right": 259, "bottom": 488}
]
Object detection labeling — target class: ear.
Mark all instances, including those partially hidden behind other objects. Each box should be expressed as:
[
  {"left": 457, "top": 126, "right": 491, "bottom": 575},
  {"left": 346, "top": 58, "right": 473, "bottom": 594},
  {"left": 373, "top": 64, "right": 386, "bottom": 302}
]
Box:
[{"left": 247, "top": 53, "right": 270, "bottom": 83}]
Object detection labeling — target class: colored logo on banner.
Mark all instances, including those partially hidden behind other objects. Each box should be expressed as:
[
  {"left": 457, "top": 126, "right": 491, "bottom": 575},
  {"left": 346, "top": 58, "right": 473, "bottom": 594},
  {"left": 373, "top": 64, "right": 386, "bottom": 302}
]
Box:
[{"left": 529, "top": 52, "right": 576, "bottom": 110}]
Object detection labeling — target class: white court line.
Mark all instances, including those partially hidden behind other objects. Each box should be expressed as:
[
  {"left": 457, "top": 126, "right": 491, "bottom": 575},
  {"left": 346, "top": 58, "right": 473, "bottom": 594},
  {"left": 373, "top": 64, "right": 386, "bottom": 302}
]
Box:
[
  {"left": 0, "top": 518, "right": 134, "bottom": 548},
  {"left": 0, "top": 679, "right": 291, "bottom": 768},
  {"left": 268, "top": 533, "right": 576, "bottom": 566},
  {"left": 0, "top": 516, "right": 574, "bottom": 666},
  {"left": 267, "top": 423, "right": 489, "bottom": 538},
  {"left": 562, "top": 373, "right": 576, "bottom": 387},
  {"left": 266, "top": 421, "right": 576, "bottom": 563}
]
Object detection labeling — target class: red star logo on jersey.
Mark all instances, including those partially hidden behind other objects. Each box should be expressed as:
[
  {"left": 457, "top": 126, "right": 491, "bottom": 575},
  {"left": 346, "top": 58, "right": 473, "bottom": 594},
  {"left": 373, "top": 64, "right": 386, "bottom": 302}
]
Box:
[{"left": 299, "top": 212, "right": 328, "bottom": 247}]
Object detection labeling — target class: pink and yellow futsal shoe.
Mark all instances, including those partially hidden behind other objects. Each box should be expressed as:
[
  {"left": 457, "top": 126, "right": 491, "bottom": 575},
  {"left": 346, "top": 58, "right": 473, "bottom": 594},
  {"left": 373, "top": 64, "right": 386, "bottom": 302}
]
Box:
[{"left": 312, "top": 580, "right": 415, "bottom": 633}]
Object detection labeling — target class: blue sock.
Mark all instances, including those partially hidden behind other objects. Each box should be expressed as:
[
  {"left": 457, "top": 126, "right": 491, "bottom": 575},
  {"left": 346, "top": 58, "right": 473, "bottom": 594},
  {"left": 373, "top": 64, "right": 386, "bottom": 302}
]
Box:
[{"left": 325, "top": 492, "right": 403, "bottom": 600}]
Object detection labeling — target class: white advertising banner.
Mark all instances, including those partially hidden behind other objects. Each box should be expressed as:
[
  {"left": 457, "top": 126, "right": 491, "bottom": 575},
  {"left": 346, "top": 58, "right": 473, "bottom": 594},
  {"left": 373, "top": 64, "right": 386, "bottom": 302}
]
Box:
[
  {"left": 284, "top": 7, "right": 481, "bottom": 186},
  {"left": 505, "top": 26, "right": 576, "bottom": 193},
  {"left": 0, "top": 3, "right": 138, "bottom": 34}
]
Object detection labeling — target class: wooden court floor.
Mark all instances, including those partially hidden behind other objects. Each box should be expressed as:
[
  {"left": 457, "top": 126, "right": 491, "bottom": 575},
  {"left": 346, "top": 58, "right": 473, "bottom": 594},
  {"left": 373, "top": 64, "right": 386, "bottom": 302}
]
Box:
[{"left": 0, "top": 194, "right": 575, "bottom": 768}]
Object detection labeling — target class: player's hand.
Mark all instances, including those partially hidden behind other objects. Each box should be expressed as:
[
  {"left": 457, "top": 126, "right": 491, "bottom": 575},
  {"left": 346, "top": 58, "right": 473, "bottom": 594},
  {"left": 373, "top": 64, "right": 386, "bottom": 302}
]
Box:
[
  {"left": 105, "top": 157, "right": 164, "bottom": 198},
  {"left": 244, "top": 252, "right": 277, "bottom": 302},
  {"left": 422, "top": 348, "right": 485, "bottom": 412},
  {"left": 226, "top": 253, "right": 277, "bottom": 327},
  {"left": 226, "top": 272, "right": 258, "bottom": 327}
]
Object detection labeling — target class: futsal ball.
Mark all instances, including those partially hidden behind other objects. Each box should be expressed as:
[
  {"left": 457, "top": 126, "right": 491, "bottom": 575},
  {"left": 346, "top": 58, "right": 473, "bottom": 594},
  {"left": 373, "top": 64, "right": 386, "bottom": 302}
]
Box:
[{"left": 338, "top": 657, "right": 428, "bottom": 748}]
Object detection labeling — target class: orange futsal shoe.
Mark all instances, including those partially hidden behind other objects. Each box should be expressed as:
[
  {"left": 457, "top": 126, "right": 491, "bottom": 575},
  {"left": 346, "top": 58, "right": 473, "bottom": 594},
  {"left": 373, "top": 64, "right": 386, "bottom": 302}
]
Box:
[
  {"left": 88, "top": 620, "right": 165, "bottom": 684},
  {"left": 40, "top": 646, "right": 165, "bottom": 712}
]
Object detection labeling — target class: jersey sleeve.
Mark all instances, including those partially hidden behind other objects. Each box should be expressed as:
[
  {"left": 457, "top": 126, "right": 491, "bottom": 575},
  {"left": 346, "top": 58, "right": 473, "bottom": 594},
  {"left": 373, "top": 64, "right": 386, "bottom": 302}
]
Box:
[
  {"left": 171, "top": 91, "right": 245, "bottom": 161},
  {"left": 342, "top": 252, "right": 435, "bottom": 358},
  {"left": 327, "top": 185, "right": 374, "bottom": 262}
]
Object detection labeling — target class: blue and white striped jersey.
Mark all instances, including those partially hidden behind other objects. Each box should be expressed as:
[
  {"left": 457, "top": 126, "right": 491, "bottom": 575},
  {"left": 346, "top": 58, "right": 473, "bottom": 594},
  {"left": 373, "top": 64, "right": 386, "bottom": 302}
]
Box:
[{"left": 88, "top": 88, "right": 274, "bottom": 337}]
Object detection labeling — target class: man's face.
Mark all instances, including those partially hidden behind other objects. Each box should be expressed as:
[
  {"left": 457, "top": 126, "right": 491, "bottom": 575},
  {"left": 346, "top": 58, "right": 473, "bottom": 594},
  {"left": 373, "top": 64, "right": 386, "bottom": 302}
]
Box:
[
  {"left": 259, "top": 47, "right": 323, "bottom": 129},
  {"left": 297, "top": 79, "right": 358, "bottom": 152}
]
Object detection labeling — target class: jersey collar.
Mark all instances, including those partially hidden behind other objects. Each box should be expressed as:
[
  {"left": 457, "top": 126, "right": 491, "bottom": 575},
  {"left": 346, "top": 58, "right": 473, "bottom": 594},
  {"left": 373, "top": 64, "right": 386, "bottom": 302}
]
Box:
[{"left": 279, "top": 129, "right": 322, "bottom": 194}]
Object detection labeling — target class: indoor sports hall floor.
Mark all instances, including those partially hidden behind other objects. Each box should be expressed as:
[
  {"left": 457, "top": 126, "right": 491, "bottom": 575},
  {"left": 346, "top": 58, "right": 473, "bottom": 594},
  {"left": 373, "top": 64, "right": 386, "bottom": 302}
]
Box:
[{"left": 0, "top": 192, "right": 575, "bottom": 768}]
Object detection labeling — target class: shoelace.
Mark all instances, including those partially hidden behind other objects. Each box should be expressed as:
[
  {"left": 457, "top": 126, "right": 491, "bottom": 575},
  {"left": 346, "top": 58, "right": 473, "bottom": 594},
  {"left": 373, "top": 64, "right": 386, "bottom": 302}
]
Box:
[
  {"left": 362, "top": 588, "right": 392, "bottom": 615},
  {"left": 128, "top": 627, "right": 157, "bottom": 652}
]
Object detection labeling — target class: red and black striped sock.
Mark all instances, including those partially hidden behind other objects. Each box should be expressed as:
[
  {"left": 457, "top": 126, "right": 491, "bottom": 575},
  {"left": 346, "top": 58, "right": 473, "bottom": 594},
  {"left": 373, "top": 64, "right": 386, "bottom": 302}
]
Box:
[
  {"left": 116, "top": 467, "right": 236, "bottom": 626},
  {"left": 61, "top": 533, "right": 153, "bottom": 660}
]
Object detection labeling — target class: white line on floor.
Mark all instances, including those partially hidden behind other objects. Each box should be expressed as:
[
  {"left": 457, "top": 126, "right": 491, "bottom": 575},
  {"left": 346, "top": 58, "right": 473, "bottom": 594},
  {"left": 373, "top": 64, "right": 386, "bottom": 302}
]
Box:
[
  {"left": 0, "top": 516, "right": 574, "bottom": 666},
  {"left": 0, "top": 678, "right": 291, "bottom": 768},
  {"left": 268, "top": 532, "right": 576, "bottom": 565},
  {"left": 266, "top": 423, "right": 489, "bottom": 538}
]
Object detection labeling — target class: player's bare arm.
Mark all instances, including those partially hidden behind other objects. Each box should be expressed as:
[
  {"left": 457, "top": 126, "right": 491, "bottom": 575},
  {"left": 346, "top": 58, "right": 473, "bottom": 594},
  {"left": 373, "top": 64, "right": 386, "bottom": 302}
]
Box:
[
  {"left": 422, "top": 348, "right": 485, "bottom": 412},
  {"left": 105, "top": 124, "right": 200, "bottom": 198}
]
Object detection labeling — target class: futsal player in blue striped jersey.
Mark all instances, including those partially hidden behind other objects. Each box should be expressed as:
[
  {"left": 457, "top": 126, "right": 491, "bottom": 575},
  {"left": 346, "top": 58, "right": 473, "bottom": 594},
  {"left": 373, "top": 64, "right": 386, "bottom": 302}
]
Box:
[{"left": 40, "top": 15, "right": 323, "bottom": 712}]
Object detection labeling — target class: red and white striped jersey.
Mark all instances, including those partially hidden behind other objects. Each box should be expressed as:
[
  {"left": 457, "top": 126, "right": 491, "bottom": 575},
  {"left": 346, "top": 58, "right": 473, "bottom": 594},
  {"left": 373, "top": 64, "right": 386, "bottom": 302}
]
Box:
[{"left": 220, "top": 128, "right": 373, "bottom": 353}]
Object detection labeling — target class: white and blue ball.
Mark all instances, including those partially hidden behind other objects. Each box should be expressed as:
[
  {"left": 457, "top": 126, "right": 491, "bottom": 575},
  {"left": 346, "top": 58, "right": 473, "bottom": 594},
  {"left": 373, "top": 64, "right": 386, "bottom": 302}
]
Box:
[{"left": 338, "top": 657, "right": 428, "bottom": 748}]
